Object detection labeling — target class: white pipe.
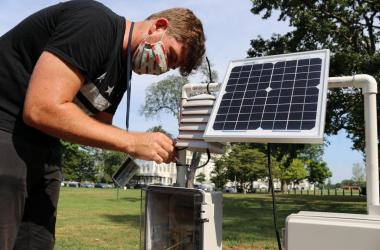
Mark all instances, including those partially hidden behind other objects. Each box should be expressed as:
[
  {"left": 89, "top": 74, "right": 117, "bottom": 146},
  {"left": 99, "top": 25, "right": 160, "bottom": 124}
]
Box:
[
  {"left": 182, "top": 82, "right": 221, "bottom": 100},
  {"left": 328, "top": 74, "right": 377, "bottom": 94},
  {"left": 328, "top": 74, "right": 379, "bottom": 214}
]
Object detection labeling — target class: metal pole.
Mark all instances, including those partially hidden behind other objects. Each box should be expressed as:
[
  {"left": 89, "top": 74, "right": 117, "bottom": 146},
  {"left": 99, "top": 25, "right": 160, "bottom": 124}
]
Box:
[{"left": 176, "top": 150, "right": 187, "bottom": 187}]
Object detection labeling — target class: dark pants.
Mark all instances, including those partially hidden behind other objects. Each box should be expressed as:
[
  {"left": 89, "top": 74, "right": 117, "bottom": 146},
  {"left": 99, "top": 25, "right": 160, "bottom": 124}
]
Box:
[{"left": 0, "top": 129, "right": 62, "bottom": 250}]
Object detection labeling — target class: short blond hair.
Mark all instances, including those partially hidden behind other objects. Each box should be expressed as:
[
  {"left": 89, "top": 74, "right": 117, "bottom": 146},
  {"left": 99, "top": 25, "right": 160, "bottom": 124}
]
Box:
[{"left": 147, "top": 8, "right": 206, "bottom": 76}]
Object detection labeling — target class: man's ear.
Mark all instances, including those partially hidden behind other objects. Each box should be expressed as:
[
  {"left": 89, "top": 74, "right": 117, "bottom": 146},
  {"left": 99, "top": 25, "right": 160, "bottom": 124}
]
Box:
[{"left": 154, "top": 18, "right": 169, "bottom": 31}]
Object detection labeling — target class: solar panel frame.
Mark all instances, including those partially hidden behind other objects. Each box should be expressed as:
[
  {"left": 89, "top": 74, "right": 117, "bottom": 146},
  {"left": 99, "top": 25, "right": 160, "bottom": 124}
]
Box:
[{"left": 203, "top": 49, "right": 330, "bottom": 144}]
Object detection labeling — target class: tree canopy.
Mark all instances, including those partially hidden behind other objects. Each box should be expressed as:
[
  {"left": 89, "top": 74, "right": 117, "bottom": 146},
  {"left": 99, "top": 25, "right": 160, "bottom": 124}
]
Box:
[
  {"left": 352, "top": 162, "right": 366, "bottom": 184},
  {"left": 141, "top": 75, "right": 187, "bottom": 121},
  {"left": 61, "top": 141, "right": 126, "bottom": 183},
  {"left": 196, "top": 172, "right": 206, "bottom": 183},
  {"left": 214, "top": 144, "right": 268, "bottom": 191},
  {"left": 147, "top": 125, "right": 173, "bottom": 138},
  {"left": 210, "top": 157, "right": 229, "bottom": 190},
  {"left": 61, "top": 141, "right": 97, "bottom": 182},
  {"left": 249, "top": 0, "right": 380, "bottom": 157}
]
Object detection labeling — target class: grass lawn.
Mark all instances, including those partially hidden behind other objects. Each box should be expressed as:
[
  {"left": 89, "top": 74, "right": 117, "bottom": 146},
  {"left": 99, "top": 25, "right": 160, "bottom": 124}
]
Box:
[{"left": 55, "top": 188, "right": 366, "bottom": 250}]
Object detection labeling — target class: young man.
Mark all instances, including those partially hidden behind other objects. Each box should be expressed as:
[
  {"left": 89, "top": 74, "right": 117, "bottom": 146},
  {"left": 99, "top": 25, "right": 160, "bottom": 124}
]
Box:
[{"left": 0, "top": 0, "right": 206, "bottom": 249}]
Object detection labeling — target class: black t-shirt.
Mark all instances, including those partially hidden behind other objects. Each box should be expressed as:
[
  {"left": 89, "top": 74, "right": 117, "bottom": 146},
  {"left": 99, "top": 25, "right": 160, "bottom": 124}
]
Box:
[{"left": 0, "top": 0, "right": 129, "bottom": 145}]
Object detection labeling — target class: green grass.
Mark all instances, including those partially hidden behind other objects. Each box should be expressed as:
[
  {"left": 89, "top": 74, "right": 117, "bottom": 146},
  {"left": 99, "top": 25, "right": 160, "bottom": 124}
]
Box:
[{"left": 55, "top": 188, "right": 366, "bottom": 250}]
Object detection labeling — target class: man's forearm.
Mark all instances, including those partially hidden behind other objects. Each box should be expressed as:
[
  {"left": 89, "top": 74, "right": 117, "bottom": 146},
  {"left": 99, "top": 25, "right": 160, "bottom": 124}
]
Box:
[{"left": 24, "top": 101, "right": 133, "bottom": 153}]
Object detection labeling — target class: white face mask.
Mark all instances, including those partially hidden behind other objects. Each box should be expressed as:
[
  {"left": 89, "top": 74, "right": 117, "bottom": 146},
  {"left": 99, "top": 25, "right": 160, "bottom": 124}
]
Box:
[{"left": 132, "top": 31, "right": 169, "bottom": 75}]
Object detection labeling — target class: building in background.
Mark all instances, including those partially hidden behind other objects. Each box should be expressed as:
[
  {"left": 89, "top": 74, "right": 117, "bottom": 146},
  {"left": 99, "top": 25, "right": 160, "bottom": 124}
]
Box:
[
  {"left": 133, "top": 151, "right": 217, "bottom": 186},
  {"left": 135, "top": 160, "right": 177, "bottom": 186}
]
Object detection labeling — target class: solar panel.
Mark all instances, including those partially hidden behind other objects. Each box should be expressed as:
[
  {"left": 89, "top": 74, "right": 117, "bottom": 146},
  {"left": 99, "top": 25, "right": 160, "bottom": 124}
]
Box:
[{"left": 204, "top": 50, "right": 330, "bottom": 144}]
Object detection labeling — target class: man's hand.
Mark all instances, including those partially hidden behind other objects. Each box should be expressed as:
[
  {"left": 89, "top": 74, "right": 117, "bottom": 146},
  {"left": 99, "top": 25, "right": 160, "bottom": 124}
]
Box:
[{"left": 128, "top": 132, "right": 175, "bottom": 164}]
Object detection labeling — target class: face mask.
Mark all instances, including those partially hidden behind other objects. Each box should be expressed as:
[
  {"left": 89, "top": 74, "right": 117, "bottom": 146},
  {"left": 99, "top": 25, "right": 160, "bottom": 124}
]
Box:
[{"left": 132, "top": 32, "right": 169, "bottom": 75}]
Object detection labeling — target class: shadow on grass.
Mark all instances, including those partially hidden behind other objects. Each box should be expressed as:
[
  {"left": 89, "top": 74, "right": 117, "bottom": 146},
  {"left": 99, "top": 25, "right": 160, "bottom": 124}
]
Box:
[
  {"left": 222, "top": 194, "right": 366, "bottom": 244},
  {"left": 102, "top": 213, "right": 141, "bottom": 228},
  {"left": 117, "top": 197, "right": 142, "bottom": 203}
]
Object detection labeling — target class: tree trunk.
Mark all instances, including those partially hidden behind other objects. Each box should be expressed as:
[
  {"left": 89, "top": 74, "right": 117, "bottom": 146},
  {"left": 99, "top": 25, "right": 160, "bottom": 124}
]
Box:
[
  {"left": 186, "top": 169, "right": 196, "bottom": 188},
  {"left": 281, "top": 180, "right": 288, "bottom": 193}
]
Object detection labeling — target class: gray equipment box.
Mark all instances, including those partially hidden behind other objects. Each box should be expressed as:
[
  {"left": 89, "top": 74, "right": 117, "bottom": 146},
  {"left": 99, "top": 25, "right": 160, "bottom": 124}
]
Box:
[
  {"left": 285, "top": 211, "right": 380, "bottom": 250},
  {"left": 141, "top": 186, "right": 222, "bottom": 250}
]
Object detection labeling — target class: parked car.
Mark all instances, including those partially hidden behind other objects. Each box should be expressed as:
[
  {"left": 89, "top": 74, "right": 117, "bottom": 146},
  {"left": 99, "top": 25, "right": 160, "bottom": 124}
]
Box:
[
  {"left": 94, "top": 183, "right": 108, "bottom": 188},
  {"left": 80, "top": 182, "right": 95, "bottom": 188},
  {"left": 67, "top": 181, "right": 80, "bottom": 188},
  {"left": 194, "top": 184, "right": 214, "bottom": 192},
  {"left": 133, "top": 183, "right": 147, "bottom": 189},
  {"left": 224, "top": 187, "right": 237, "bottom": 193},
  {"left": 125, "top": 183, "right": 135, "bottom": 189},
  {"left": 94, "top": 183, "right": 114, "bottom": 188}
]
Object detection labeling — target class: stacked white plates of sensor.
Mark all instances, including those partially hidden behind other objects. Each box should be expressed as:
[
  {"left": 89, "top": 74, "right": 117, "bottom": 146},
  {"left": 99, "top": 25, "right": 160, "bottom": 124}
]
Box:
[{"left": 177, "top": 94, "right": 225, "bottom": 154}]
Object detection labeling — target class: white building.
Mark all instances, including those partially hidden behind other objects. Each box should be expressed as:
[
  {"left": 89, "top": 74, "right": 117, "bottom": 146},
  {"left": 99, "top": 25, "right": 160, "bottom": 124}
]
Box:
[
  {"left": 251, "top": 178, "right": 315, "bottom": 191},
  {"left": 135, "top": 160, "right": 177, "bottom": 186},
  {"left": 134, "top": 151, "right": 217, "bottom": 186}
]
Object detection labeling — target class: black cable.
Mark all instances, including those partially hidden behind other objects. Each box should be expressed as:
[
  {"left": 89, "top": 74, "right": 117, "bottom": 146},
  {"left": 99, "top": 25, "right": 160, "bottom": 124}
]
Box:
[
  {"left": 125, "top": 22, "right": 134, "bottom": 131},
  {"left": 267, "top": 144, "right": 282, "bottom": 250},
  {"left": 205, "top": 57, "right": 213, "bottom": 94},
  {"left": 176, "top": 148, "right": 210, "bottom": 169},
  {"left": 176, "top": 147, "right": 188, "bottom": 151},
  {"left": 195, "top": 148, "right": 211, "bottom": 169}
]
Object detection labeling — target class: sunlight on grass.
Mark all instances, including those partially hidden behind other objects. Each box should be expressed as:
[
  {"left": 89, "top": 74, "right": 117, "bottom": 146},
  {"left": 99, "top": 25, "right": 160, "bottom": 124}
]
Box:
[{"left": 55, "top": 188, "right": 366, "bottom": 250}]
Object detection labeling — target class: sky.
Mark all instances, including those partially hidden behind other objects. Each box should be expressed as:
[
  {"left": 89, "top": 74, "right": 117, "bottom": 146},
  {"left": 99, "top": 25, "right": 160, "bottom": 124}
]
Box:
[{"left": 0, "top": 0, "right": 365, "bottom": 183}]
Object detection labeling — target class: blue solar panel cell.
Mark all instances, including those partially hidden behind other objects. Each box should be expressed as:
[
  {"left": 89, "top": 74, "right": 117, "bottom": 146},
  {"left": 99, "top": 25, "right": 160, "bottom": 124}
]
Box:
[
  {"left": 301, "top": 121, "right": 316, "bottom": 129},
  {"left": 310, "top": 58, "right": 322, "bottom": 64},
  {"left": 231, "top": 66, "right": 242, "bottom": 73},
  {"left": 213, "top": 122, "right": 223, "bottom": 130},
  {"left": 298, "top": 59, "right": 310, "bottom": 66},
  {"left": 242, "top": 65, "right": 252, "bottom": 71}
]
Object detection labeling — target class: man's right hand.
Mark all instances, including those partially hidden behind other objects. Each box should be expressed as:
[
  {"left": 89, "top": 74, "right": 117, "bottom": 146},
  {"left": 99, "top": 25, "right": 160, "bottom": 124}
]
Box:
[{"left": 127, "top": 132, "right": 175, "bottom": 164}]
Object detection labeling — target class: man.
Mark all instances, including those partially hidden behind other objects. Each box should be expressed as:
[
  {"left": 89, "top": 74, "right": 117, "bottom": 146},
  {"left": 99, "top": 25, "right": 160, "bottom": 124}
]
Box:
[{"left": 0, "top": 0, "right": 206, "bottom": 249}]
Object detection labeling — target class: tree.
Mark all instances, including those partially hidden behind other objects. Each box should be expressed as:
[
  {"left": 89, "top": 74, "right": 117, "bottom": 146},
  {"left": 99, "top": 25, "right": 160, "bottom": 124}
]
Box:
[
  {"left": 340, "top": 179, "right": 356, "bottom": 187},
  {"left": 147, "top": 125, "right": 173, "bottom": 138},
  {"left": 97, "top": 150, "right": 126, "bottom": 183},
  {"left": 61, "top": 141, "right": 97, "bottom": 182},
  {"left": 195, "top": 172, "right": 206, "bottom": 183},
  {"left": 352, "top": 162, "right": 365, "bottom": 184},
  {"left": 299, "top": 144, "right": 324, "bottom": 162},
  {"left": 218, "top": 144, "right": 268, "bottom": 193},
  {"left": 298, "top": 144, "right": 332, "bottom": 185},
  {"left": 141, "top": 75, "right": 188, "bottom": 121},
  {"left": 210, "top": 157, "right": 228, "bottom": 190},
  {"left": 267, "top": 144, "right": 330, "bottom": 191},
  {"left": 306, "top": 160, "right": 332, "bottom": 185},
  {"left": 277, "top": 158, "right": 308, "bottom": 192},
  {"left": 248, "top": 0, "right": 380, "bottom": 160},
  {"left": 141, "top": 58, "right": 219, "bottom": 121}
]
